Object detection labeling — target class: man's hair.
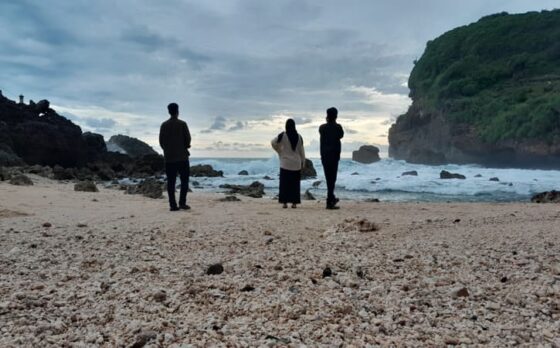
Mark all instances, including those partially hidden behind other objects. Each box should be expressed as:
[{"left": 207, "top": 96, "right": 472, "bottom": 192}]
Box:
[
  {"left": 326, "top": 107, "right": 338, "bottom": 122},
  {"left": 167, "top": 103, "right": 179, "bottom": 116}
]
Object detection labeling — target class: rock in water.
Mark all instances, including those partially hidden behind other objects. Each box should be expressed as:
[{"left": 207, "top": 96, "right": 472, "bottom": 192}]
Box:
[
  {"left": 301, "top": 159, "right": 317, "bottom": 179},
  {"left": 402, "top": 170, "right": 418, "bottom": 176},
  {"left": 190, "top": 164, "right": 224, "bottom": 177},
  {"left": 9, "top": 174, "right": 33, "bottom": 186},
  {"left": 238, "top": 170, "right": 249, "bottom": 175},
  {"left": 352, "top": 145, "right": 380, "bottom": 164},
  {"left": 303, "top": 190, "right": 315, "bottom": 200},
  {"left": 440, "top": 170, "right": 466, "bottom": 180},
  {"left": 489, "top": 177, "right": 500, "bottom": 182},
  {"left": 74, "top": 180, "right": 98, "bottom": 192},
  {"left": 312, "top": 180, "right": 322, "bottom": 187},
  {"left": 106, "top": 134, "right": 157, "bottom": 158},
  {"left": 207, "top": 263, "right": 224, "bottom": 275},
  {"left": 531, "top": 190, "right": 560, "bottom": 203}
]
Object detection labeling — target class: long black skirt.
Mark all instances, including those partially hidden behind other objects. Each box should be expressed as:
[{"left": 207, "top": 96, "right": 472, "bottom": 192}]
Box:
[{"left": 279, "top": 168, "right": 301, "bottom": 204}]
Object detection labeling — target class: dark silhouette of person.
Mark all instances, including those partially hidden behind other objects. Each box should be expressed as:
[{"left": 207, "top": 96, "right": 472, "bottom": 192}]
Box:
[
  {"left": 319, "top": 107, "right": 344, "bottom": 209},
  {"left": 271, "top": 119, "right": 306, "bottom": 209},
  {"left": 159, "top": 103, "right": 191, "bottom": 211}
]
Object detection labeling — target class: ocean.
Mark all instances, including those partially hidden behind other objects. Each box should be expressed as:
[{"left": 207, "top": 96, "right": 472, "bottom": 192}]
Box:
[{"left": 188, "top": 157, "right": 560, "bottom": 202}]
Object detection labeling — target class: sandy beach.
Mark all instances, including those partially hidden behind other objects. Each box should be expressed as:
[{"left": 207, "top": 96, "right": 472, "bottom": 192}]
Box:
[{"left": 1, "top": 175, "right": 559, "bottom": 347}]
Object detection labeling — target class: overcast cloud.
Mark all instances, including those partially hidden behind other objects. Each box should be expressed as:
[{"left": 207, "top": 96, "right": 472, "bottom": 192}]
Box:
[{"left": 1, "top": 0, "right": 557, "bottom": 157}]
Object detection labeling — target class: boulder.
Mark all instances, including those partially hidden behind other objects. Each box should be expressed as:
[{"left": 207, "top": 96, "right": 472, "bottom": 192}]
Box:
[
  {"left": 74, "top": 180, "right": 98, "bottom": 192},
  {"left": 190, "top": 164, "right": 223, "bottom": 177},
  {"left": 106, "top": 134, "right": 157, "bottom": 158},
  {"left": 312, "top": 180, "right": 322, "bottom": 187},
  {"left": 126, "top": 178, "right": 163, "bottom": 199},
  {"left": 402, "top": 170, "right": 418, "bottom": 176},
  {"left": 219, "top": 181, "right": 265, "bottom": 198},
  {"left": 238, "top": 170, "right": 249, "bottom": 176},
  {"left": 531, "top": 191, "right": 560, "bottom": 203},
  {"left": 489, "top": 177, "right": 500, "bottom": 182},
  {"left": 82, "top": 132, "right": 107, "bottom": 162},
  {"left": 352, "top": 145, "right": 380, "bottom": 164},
  {"left": 53, "top": 165, "right": 76, "bottom": 180},
  {"left": 440, "top": 170, "right": 466, "bottom": 180},
  {"left": 35, "top": 99, "right": 50, "bottom": 114},
  {"left": 301, "top": 159, "right": 317, "bottom": 179},
  {"left": 9, "top": 174, "right": 33, "bottom": 186}
]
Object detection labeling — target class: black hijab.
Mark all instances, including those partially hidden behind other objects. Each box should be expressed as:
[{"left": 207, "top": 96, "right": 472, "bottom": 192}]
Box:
[{"left": 278, "top": 119, "right": 299, "bottom": 151}]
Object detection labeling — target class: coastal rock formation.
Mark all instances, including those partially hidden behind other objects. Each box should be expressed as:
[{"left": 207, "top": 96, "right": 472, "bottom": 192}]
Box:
[
  {"left": 402, "top": 171, "right": 418, "bottom": 176},
  {"left": 74, "top": 180, "right": 98, "bottom": 192},
  {"left": 352, "top": 145, "right": 380, "bottom": 164},
  {"left": 82, "top": 132, "right": 107, "bottom": 162},
  {"left": 9, "top": 174, "right": 33, "bottom": 186},
  {"left": 238, "top": 170, "right": 249, "bottom": 176},
  {"left": 388, "top": 11, "right": 560, "bottom": 169},
  {"left": 125, "top": 178, "right": 163, "bottom": 199},
  {"left": 107, "top": 135, "right": 157, "bottom": 158},
  {"left": 190, "top": 164, "right": 223, "bottom": 177},
  {"left": 0, "top": 94, "right": 89, "bottom": 167}
]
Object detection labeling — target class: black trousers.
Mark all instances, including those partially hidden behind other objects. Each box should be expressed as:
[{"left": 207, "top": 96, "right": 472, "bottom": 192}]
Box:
[
  {"left": 322, "top": 158, "right": 339, "bottom": 204},
  {"left": 165, "top": 160, "right": 190, "bottom": 208},
  {"left": 279, "top": 168, "right": 301, "bottom": 204}
]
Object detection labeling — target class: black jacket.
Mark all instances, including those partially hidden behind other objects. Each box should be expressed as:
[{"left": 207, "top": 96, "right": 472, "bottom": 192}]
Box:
[
  {"left": 319, "top": 122, "right": 344, "bottom": 161},
  {"left": 159, "top": 117, "right": 191, "bottom": 163}
]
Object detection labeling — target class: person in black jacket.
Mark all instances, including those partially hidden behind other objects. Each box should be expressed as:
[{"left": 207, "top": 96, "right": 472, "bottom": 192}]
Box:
[
  {"left": 319, "top": 107, "right": 344, "bottom": 209},
  {"left": 159, "top": 103, "right": 191, "bottom": 211}
]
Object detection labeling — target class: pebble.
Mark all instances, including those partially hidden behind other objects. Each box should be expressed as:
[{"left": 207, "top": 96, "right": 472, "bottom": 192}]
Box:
[{"left": 207, "top": 263, "right": 224, "bottom": 275}]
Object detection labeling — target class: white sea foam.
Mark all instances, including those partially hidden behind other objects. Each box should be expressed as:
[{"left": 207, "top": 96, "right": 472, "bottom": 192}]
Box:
[{"left": 189, "top": 157, "right": 560, "bottom": 202}]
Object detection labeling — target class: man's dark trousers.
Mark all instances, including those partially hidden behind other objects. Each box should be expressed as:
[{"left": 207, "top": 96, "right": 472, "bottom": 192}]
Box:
[
  {"left": 322, "top": 158, "right": 339, "bottom": 205},
  {"left": 165, "top": 160, "right": 189, "bottom": 208}
]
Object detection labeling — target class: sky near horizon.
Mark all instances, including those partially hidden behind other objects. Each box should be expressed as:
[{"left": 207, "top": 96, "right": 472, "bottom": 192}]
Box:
[{"left": 1, "top": 1, "right": 558, "bottom": 158}]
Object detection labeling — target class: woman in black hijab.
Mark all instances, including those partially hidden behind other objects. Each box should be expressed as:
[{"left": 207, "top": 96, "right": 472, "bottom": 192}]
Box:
[{"left": 271, "top": 119, "right": 306, "bottom": 208}]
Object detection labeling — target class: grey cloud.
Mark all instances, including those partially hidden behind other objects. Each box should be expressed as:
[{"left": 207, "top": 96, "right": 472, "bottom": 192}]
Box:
[
  {"left": 85, "top": 118, "right": 117, "bottom": 130},
  {"left": 228, "top": 121, "right": 248, "bottom": 132}
]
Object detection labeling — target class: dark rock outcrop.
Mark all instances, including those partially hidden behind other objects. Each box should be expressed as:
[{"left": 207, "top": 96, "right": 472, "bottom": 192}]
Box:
[
  {"left": 531, "top": 191, "right": 560, "bottom": 203},
  {"left": 190, "top": 164, "right": 223, "bottom": 177},
  {"left": 0, "top": 94, "right": 89, "bottom": 167},
  {"left": 220, "top": 181, "right": 265, "bottom": 198},
  {"left": 238, "top": 170, "right": 249, "bottom": 176},
  {"left": 352, "top": 145, "right": 381, "bottom": 164},
  {"left": 440, "top": 170, "right": 466, "bottom": 180},
  {"left": 303, "top": 190, "right": 315, "bottom": 200},
  {"left": 301, "top": 159, "right": 317, "bottom": 179},
  {"left": 82, "top": 132, "right": 107, "bottom": 162},
  {"left": 107, "top": 134, "right": 157, "bottom": 158}
]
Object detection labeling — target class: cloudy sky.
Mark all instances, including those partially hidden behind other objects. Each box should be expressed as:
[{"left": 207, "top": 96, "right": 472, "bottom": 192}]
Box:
[{"left": 1, "top": 0, "right": 557, "bottom": 157}]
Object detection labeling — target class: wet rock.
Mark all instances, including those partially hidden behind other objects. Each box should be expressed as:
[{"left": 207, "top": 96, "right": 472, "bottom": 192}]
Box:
[
  {"left": 301, "top": 159, "right": 317, "bottom": 179},
  {"left": 352, "top": 145, "right": 380, "bottom": 164},
  {"left": 207, "top": 263, "right": 224, "bottom": 275},
  {"left": 322, "top": 267, "right": 332, "bottom": 278},
  {"left": 9, "top": 174, "right": 33, "bottom": 186},
  {"left": 303, "top": 189, "right": 315, "bottom": 200},
  {"left": 42, "top": 222, "right": 52, "bottom": 228},
  {"left": 74, "top": 180, "right": 98, "bottom": 192},
  {"left": 489, "top": 177, "right": 500, "bottom": 182},
  {"left": 238, "top": 170, "right": 249, "bottom": 175},
  {"left": 219, "top": 181, "right": 265, "bottom": 198},
  {"left": 351, "top": 172, "right": 359, "bottom": 175},
  {"left": 474, "top": 174, "right": 483, "bottom": 177},
  {"left": 440, "top": 170, "right": 466, "bottom": 179},
  {"left": 190, "top": 164, "right": 223, "bottom": 177},
  {"left": 364, "top": 198, "right": 380, "bottom": 203},
  {"left": 402, "top": 170, "right": 418, "bottom": 176},
  {"left": 312, "top": 180, "right": 322, "bottom": 187},
  {"left": 531, "top": 190, "right": 560, "bottom": 203},
  {"left": 262, "top": 175, "right": 274, "bottom": 180}
]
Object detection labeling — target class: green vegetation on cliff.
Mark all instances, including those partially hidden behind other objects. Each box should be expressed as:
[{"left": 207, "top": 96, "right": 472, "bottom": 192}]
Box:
[{"left": 408, "top": 10, "right": 560, "bottom": 142}]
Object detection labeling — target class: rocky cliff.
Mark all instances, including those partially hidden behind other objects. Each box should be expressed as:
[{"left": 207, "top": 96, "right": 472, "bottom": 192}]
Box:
[
  {"left": 107, "top": 134, "right": 157, "bottom": 158},
  {"left": 0, "top": 93, "right": 90, "bottom": 167},
  {"left": 389, "top": 10, "right": 560, "bottom": 169}
]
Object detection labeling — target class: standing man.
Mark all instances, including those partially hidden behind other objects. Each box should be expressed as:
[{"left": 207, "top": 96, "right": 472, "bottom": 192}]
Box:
[
  {"left": 159, "top": 103, "right": 191, "bottom": 211},
  {"left": 319, "top": 107, "right": 344, "bottom": 210}
]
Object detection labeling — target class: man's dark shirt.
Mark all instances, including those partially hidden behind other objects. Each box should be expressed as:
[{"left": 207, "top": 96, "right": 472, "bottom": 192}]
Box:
[
  {"left": 159, "top": 117, "right": 191, "bottom": 163},
  {"left": 319, "top": 122, "right": 344, "bottom": 161}
]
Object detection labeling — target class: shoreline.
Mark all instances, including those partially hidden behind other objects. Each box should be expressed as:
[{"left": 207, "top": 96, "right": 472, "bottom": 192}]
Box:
[{"left": 1, "top": 176, "right": 559, "bottom": 346}]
